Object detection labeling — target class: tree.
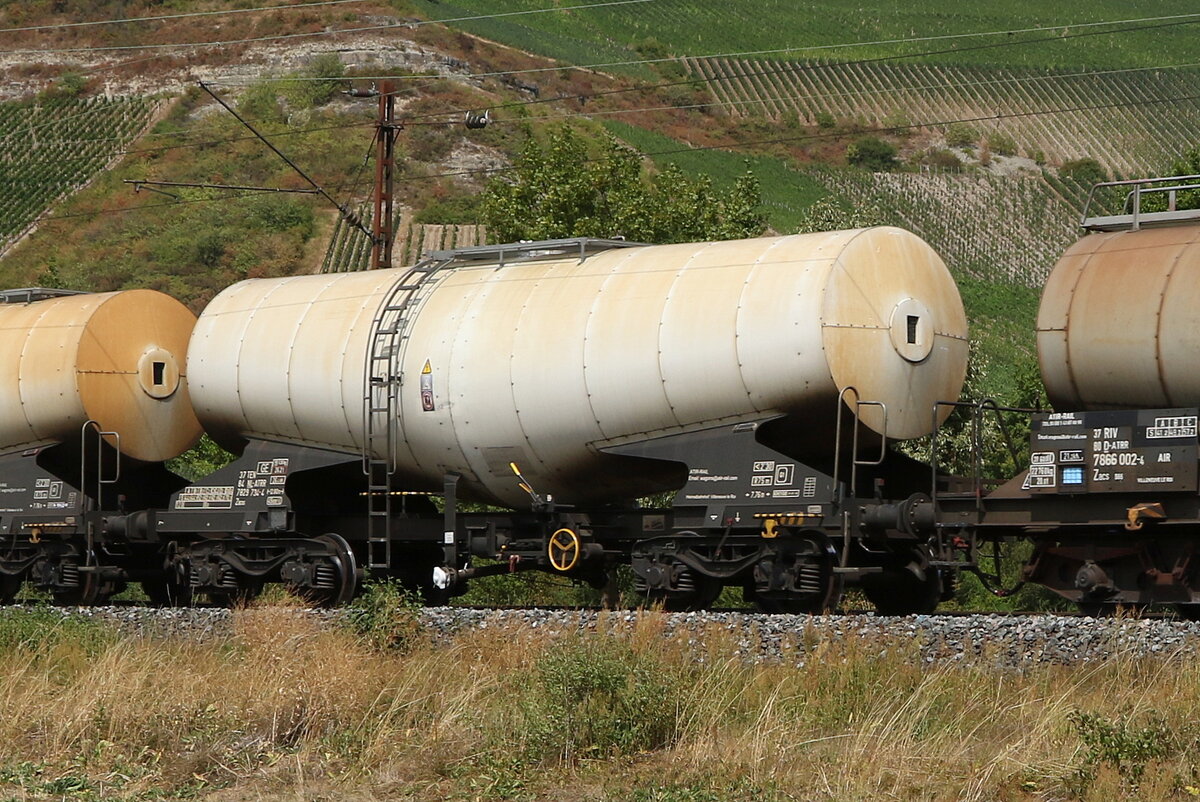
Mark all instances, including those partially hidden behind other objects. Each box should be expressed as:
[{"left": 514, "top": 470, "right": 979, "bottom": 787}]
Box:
[
  {"left": 480, "top": 126, "right": 766, "bottom": 244},
  {"left": 1059, "top": 157, "right": 1106, "bottom": 185},
  {"left": 793, "top": 195, "right": 888, "bottom": 233},
  {"left": 1142, "top": 147, "right": 1200, "bottom": 211},
  {"left": 846, "top": 136, "right": 898, "bottom": 170}
]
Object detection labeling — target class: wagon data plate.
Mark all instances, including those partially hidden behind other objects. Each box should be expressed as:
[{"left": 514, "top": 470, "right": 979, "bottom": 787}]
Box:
[{"left": 1025, "top": 408, "right": 1198, "bottom": 494}]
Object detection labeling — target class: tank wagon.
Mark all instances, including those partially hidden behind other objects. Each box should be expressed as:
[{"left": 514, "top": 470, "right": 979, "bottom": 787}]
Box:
[
  {"left": 110, "top": 228, "right": 967, "bottom": 611},
  {"left": 924, "top": 175, "right": 1200, "bottom": 615},
  {"left": 0, "top": 288, "right": 202, "bottom": 603}
]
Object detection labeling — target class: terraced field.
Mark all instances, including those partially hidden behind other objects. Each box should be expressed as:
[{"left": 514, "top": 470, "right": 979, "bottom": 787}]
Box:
[
  {"left": 686, "top": 59, "right": 1200, "bottom": 175},
  {"left": 428, "top": 0, "right": 1200, "bottom": 71},
  {"left": 813, "top": 168, "right": 1078, "bottom": 286},
  {"left": 0, "top": 95, "right": 155, "bottom": 255}
]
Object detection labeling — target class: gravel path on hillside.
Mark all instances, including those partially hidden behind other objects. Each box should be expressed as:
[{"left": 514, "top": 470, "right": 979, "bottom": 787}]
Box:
[{"left": 13, "top": 605, "right": 1200, "bottom": 667}]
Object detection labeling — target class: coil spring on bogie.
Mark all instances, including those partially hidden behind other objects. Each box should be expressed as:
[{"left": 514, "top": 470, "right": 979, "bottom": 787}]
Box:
[
  {"left": 59, "top": 562, "right": 80, "bottom": 588},
  {"left": 674, "top": 568, "right": 697, "bottom": 593},
  {"left": 797, "top": 563, "right": 823, "bottom": 595},
  {"left": 313, "top": 563, "right": 337, "bottom": 590},
  {"left": 189, "top": 564, "right": 240, "bottom": 590}
]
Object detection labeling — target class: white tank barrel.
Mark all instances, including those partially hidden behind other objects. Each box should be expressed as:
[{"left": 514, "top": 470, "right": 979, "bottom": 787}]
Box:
[
  {"left": 189, "top": 229, "right": 968, "bottom": 506},
  {"left": 0, "top": 289, "right": 202, "bottom": 462},
  {"left": 1038, "top": 223, "right": 1200, "bottom": 410}
]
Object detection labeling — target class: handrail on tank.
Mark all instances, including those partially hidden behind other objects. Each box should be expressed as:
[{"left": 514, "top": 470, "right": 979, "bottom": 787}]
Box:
[
  {"left": 833, "top": 387, "right": 888, "bottom": 569},
  {"left": 832, "top": 386, "right": 888, "bottom": 495},
  {"left": 926, "top": 399, "right": 1041, "bottom": 598},
  {"left": 1080, "top": 173, "right": 1200, "bottom": 231},
  {"left": 79, "top": 420, "right": 120, "bottom": 569}
]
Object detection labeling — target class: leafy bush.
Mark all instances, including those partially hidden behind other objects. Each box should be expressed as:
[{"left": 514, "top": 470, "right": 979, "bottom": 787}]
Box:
[
  {"left": 343, "top": 579, "right": 424, "bottom": 652},
  {"left": 282, "top": 53, "right": 346, "bottom": 110},
  {"left": 1059, "top": 157, "right": 1107, "bottom": 185},
  {"left": 920, "top": 148, "right": 964, "bottom": 171},
  {"left": 1142, "top": 146, "right": 1200, "bottom": 211},
  {"left": 845, "top": 136, "right": 897, "bottom": 170},
  {"left": 520, "top": 637, "right": 684, "bottom": 762},
  {"left": 482, "top": 125, "right": 766, "bottom": 243},
  {"left": 166, "top": 435, "right": 235, "bottom": 482},
  {"left": 634, "top": 37, "right": 670, "bottom": 60},
  {"left": 237, "top": 81, "right": 285, "bottom": 124},
  {"left": 1067, "top": 710, "right": 1187, "bottom": 793},
  {"left": 988, "top": 131, "right": 1018, "bottom": 156},
  {"left": 945, "top": 122, "right": 979, "bottom": 148},
  {"left": 793, "top": 195, "right": 888, "bottom": 233}
]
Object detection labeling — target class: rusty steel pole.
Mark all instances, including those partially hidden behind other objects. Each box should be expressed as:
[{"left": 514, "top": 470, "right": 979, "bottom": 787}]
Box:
[{"left": 371, "top": 81, "right": 398, "bottom": 270}]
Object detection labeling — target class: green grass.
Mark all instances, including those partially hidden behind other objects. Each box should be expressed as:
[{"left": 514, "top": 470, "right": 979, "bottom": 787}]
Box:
[
  {"left": 602, "top": 120, "right": 826, "bottom": 232},
  {"left": 419, "top": 0, "right": 1200, "bottom": 72}
]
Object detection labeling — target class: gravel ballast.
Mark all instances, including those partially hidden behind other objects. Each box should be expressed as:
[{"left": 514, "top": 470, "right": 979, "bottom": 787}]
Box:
[{"left": 12, "top": 605, "right": 1200, "bottom": 666}]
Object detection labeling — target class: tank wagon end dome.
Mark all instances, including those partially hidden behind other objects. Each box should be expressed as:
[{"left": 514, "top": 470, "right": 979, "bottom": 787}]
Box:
[
  {"left": 817, "top": 226, "right": 968, "bottom": 439},
  {"left": 0, "top": 289, "right": 202, "bottom": 462}
]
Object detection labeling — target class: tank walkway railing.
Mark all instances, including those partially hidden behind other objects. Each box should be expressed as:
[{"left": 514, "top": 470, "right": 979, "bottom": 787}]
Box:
[
  {"left": 0, "top": 287, "right": 87, "bottom": 304},
  {"left": 424, "top": 237, "right": 643, "bottom": 268},
  {"left": 1081, "top": 174, "right": 1200, "bottom": 232},
  {"left": 927, "top": 399, "right": 1035, "bottom": 515}
]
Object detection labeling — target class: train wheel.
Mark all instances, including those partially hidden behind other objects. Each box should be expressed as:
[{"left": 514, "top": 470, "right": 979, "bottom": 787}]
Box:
[
  {"left": 52, "top": 572, "right": 107, "bottom": 606},
  {"left": 862, "top": 549, "right": 942, "bottom": 616},
  {"left": 142, "top": 577, "right": 194, "bottom": 607},
  {"left": 0, "top": 573, "right": 21, "bottom": 604},
  {"left": 1175, "top": 604, "right": 1200, "bottom": 621},
  {"left": 644, "top": 569, "right": 723, "bottom": 612},
  {"left": 312, "top": 533, "right": 358, "bottom": 607},
  {"left": 749, "top": 534, "right": 842, "bottom": 615}
]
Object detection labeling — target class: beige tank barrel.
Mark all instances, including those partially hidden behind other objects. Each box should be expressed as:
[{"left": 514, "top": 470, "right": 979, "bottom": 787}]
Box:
[
  {"left": 0, "top": 289, "right": 202, "bottom": 462},
  {"left": 189, "top": 229, "right": 969, "bottom": 506},
  {"left": 1038, "top": 224, "right": 1200, "bottom": 410}
]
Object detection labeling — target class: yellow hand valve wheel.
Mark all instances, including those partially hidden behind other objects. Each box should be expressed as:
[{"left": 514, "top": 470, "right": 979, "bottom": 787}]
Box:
[{"left": 547, "top": 528, "right": 582, "bottom": 572}]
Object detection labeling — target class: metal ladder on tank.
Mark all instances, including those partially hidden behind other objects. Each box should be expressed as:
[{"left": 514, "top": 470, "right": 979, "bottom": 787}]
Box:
[
  {"left": 360, "top": 238, "right": 645, "bottom": 572},
  {"left": 361, "top": 256, "right": 456, "bottom": 573}
]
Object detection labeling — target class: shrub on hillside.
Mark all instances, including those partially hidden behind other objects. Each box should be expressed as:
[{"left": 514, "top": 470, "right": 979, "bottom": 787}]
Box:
[
  {"left": 988, "top": 131, "right": 1018, "bottom": 156},
  {"left": 813, "top": 111, "right": 836, "bottom": 129},
  {"left": 920, "top": 148, "right": 964, "bottom": 171},
  {"left": 945, "top": 122, "right": 978, "bottom": 148},
  {"left": 846, "top": 136, "right": 898, "bottom": 170},
  {"left": 1060, "top": 157, "right": 1107, "bottom": 185},
  {"left": 282, "top": 53, "right": 345, "bottom": 110}
]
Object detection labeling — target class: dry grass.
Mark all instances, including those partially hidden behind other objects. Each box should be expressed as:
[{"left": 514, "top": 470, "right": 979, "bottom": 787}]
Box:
[{"left": 0, "top": 605, "right": 1196, "bottom": 801}]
